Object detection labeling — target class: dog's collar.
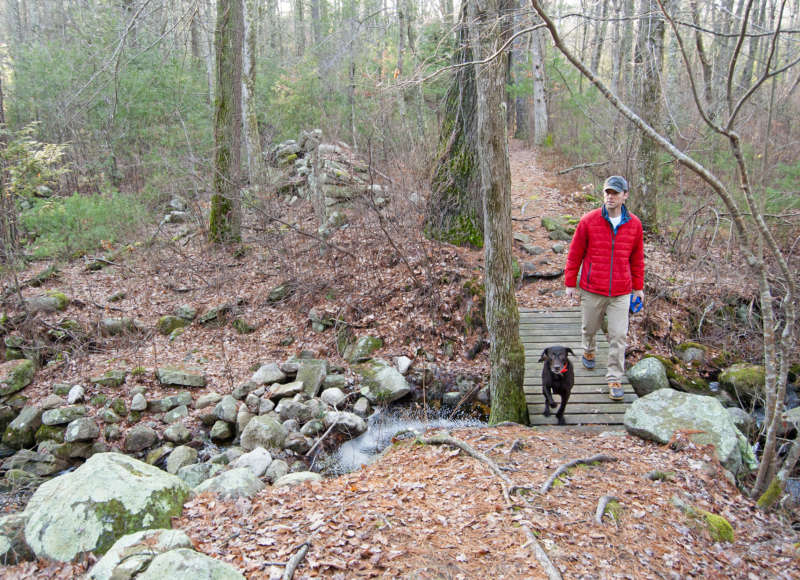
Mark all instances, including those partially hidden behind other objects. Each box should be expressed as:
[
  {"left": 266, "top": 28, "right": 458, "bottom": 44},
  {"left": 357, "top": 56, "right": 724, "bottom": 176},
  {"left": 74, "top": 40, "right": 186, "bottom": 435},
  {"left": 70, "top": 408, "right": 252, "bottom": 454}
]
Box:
[{"left": 558, "top": 363, "right": 569, "bottom": 374}]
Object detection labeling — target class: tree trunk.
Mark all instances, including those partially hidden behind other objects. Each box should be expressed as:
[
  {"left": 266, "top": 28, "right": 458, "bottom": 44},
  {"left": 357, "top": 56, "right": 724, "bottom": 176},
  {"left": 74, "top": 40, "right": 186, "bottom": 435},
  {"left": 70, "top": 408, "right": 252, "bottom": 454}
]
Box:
[
  {"left": 294, "top": 0, "right": 305, "bottom": 57},
  {"left": 242, "top": 0, "right": 265, "bottom": 186},
  {"left": 467, "top": 0, "right": 528, "bottom": 426},
  {"left": 425, "top": 1, "right": 483, "bottom": 247},
  {"left": 590, "top": 0, "right": 609, "bottom": 74},
  {"left": 209, "top": 0, "right": 244, "bottom": 243},
  {"left": 531, "top": 16, "right": 549, "bottom": 145}
]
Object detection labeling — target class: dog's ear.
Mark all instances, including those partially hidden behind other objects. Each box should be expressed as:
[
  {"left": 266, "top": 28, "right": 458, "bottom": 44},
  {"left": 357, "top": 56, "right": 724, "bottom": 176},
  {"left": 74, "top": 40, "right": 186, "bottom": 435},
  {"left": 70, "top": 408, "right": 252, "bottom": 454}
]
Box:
[
  {"left": 566, "top": 347, "right": 575, "bottom": 357},
  {"left": 538, "top": 348, "right": 549, "bottom": 362}
]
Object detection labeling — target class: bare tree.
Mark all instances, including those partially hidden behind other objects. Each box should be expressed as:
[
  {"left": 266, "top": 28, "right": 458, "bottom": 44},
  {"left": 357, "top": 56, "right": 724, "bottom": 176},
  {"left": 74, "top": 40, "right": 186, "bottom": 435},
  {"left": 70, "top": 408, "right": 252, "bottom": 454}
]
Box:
[
  {"left": 530, "top": 0, "right": 798, "bottom": 501},
  {"left": 243, "top": 0, "right": 265, "bottom": 187}
]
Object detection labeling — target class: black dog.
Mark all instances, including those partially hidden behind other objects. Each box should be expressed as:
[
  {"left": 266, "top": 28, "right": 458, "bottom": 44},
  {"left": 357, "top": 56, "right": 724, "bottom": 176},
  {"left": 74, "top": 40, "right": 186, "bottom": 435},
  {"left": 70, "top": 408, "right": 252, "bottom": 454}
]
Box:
[{"left": 539, "top": 346, "right": 575, "bottom": 425}]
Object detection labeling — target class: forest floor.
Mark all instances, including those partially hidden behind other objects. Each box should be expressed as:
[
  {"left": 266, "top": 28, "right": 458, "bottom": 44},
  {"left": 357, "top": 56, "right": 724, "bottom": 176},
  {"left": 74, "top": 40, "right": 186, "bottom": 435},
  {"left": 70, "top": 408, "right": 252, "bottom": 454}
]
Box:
[{"left": 2, "top": 141, "right": 798, "bottom": 578}]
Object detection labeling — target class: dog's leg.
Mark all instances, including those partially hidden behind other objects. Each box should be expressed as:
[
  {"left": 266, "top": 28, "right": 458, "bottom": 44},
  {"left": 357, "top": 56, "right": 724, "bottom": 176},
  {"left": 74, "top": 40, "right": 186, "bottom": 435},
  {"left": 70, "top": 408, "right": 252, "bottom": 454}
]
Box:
[
  {"left": 542, "top": 383, "right": 553, "bottom": 417},
  {"left": 556, "top": 390, "right": 570, "bottom": 425}
]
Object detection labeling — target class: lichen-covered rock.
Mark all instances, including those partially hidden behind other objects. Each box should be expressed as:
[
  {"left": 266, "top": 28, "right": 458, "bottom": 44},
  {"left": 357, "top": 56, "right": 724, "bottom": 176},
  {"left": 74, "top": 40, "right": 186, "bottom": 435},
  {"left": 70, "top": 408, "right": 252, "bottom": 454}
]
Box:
[
  {"left": 136, "top": 547, "right": 245, "bottom": 579},
  {"left": 344, "top": 336, "right": 383, "bottom": 363},
  {"left": 23, "top": 452, "right": 189, "bottom": 561},
  {"left": 157, "top": 315, "right": 189, "bottom": 336},
  {"left": 166, "top": 445, "right": 198, "bottom": 474},
  {"left": 0, "top": 359, "right": 35, "bottom": 397},
  {"left": 192, "top": 467, "right": 265, "bottom": 499},
  {"left": 296, "top": 359, "right": 328, "bottom": 398},
  {"left": 42, "top": 405, "right": 88, "bottom": 426},
  {"left": 2, "top": 449, "right": 68, "bottom": 477},
  {"left": 214, "top": 395, "right": 238, "bottom": 424},
  {"left": 0, "top": 513, "right": 34, "bottom": 564},
  {"left": 157, "top": 366, "right": 206, "bottom": 388},
  {"left": 90, "top": 369, "right": 128, "bottom": 388},
  {"left": 87, "top": 528, "right": 194, "bottom": 580},
  {"left": 323, "top": 411, "right": 367, "bottom": 438},
  {"left": 624, "top": 389, "right": 751, "bottom": 475},
  {"left": 357, "top": 359, "right": 411, "bottom": 403},
  {"left": 210, "top": 421, "right": 233, "bottom": 441},
  {"left": 674, "top": 342, "right": 708, "bottom": 365},
  {"left": 626, "top": 357, "right": 670, "bottom": 397},
  {"left": 64, "top": 417, "right": 100, "bottom": 442},
  {"left": 239, "top": 415, "right": 287, "bottom": 451},
  {"left": 99, "top": 317, "right": 144, "bottom": 336},
  {"left": 273, "top": 471, "right": 323, "bottom": 488},
  {"left": 251, "top": 363, "right": 286, "bottom": 385},
  {"left": 124, "top": 424, "right": 159, "bottom": 452},
  {"left": 231, "top": 447, "right": 272, "bottom": 477},
  {"left": 24, "top": 291, "right": 69, "bottom": 313}
]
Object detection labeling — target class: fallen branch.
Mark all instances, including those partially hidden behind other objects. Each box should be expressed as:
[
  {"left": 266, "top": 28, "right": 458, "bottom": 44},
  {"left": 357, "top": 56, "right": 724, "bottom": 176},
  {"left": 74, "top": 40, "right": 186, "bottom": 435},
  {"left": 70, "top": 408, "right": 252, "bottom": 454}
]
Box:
[
  {"left": 594, "top": 495, "right": 619, "bottom": 525},
  {"left": 556, "top": 160, "right": 609, "bottom": 175},
  {"left": 540, "top": 454, "right": 618, "bottom": 494},
  {"left": 282, "top": 541, "right": 310, "bottom": 580},
  {"left": 521, "top": 525, "right": 563, "bottom": 580}
]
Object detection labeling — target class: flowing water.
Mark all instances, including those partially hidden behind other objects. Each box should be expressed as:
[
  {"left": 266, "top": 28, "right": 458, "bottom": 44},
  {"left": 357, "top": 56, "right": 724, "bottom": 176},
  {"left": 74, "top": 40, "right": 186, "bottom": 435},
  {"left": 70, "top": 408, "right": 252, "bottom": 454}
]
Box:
[{"left": 325, "top": 407, "right": 486, "bottom": 475}]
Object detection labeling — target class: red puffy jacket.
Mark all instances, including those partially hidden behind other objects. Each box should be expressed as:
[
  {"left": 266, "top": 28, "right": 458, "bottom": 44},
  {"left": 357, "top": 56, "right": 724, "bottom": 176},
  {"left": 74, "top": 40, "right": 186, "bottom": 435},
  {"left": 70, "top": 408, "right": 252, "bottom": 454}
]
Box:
[{"left": 564, "top": 205, "right": 644, "bottom": 297}]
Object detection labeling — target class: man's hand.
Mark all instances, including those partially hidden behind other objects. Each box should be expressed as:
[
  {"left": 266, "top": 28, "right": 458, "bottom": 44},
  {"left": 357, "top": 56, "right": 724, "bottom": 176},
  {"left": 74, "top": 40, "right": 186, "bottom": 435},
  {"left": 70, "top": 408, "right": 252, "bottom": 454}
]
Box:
[
  {"left": 633, "top": 289, "right": 644, "bottom": 307},
  {"left": 566, "top": 287, "right": 579, "bottom": 303}
]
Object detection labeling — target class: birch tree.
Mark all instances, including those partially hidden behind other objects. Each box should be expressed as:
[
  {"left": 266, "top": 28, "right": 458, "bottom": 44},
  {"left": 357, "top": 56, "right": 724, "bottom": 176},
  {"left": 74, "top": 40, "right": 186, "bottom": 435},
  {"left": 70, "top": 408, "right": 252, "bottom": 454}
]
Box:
[{"left": 242, "top": 0, "right": 265, "bottom": 186}]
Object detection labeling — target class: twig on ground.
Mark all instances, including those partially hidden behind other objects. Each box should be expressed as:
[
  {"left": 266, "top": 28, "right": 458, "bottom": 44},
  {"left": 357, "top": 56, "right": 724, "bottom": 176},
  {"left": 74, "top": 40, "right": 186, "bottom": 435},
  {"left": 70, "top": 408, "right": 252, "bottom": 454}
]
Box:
[
  {"left": 556, "top": 160, "right": 609, "bottom": 175},
  {"left": 282, "top": 541, "right": 310, "bottom": 580},
  {"left": 594, "top": 495, "right": 619, "bottom": 525},
  {"left": 508, "top": 439, "right": 524, "bottom": 456},
  {"left": 540, "top": 454, "right": 618, "bottom": 494}
]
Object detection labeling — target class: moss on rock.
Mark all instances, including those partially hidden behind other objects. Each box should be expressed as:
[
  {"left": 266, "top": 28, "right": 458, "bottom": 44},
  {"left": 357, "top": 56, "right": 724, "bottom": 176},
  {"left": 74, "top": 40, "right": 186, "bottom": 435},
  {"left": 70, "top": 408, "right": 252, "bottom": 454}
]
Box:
[{"left": 699, "top": 510, "right": 734, "bottom": 542}]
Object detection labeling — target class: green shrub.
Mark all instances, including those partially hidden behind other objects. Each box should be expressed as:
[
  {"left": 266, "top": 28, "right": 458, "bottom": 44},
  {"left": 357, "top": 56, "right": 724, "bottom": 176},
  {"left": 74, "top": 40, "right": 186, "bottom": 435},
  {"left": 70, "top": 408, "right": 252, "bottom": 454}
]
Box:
[{"left": 21, "top": 192, "right": 149, "bottom": 259}]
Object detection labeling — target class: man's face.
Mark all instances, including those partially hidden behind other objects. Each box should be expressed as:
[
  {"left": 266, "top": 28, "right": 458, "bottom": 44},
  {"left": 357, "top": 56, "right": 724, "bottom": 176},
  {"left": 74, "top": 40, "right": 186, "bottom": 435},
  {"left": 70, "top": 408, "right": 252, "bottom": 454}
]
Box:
[{"left": 604, "top": 188, "right": 628, "bottom": 210}]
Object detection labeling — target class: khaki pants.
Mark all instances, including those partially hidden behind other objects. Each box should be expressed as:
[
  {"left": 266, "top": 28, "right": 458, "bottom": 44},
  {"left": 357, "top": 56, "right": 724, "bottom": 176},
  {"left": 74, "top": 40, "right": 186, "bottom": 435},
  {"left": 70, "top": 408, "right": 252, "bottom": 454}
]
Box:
[{"left": 580, "top": 290, "right": 630, "bottom": 383}]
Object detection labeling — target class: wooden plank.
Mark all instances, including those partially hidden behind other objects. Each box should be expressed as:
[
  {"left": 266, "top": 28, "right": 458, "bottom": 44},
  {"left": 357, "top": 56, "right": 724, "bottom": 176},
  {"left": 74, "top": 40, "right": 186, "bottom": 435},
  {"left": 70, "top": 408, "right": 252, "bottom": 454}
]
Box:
[
  {"left": 527, "top": 394, "right": 637, "bottom": 404},
  {"left": 528, "top": 411, "right": 626, "bottom": 426},
  {"left": 524, "top": 401, "right": 629, "bottom": 412}
]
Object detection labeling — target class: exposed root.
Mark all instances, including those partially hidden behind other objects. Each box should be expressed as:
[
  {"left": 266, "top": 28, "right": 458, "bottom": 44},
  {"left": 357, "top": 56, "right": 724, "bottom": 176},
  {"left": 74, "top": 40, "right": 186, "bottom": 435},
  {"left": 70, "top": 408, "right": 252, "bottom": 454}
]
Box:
[
  {"left": 282, "top": 541, "right": 310, "bottom": 580},
  {"left": 540, "top": 454, "right": 618, "bottom": 495},
  {"left": 594, "top": 494, "right": 619, "bottom": 525}
]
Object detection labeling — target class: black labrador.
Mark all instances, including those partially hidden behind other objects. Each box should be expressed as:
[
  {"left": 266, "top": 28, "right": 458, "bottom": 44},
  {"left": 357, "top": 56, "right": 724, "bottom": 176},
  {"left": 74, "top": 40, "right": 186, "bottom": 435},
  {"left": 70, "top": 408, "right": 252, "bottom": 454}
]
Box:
[{"left": 539, "top": 346, "right": 575, "bottom": 425}]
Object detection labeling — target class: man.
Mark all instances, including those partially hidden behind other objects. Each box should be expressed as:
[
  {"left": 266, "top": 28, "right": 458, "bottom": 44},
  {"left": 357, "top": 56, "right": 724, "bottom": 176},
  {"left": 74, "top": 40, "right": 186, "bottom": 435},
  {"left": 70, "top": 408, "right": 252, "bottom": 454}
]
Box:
[{"left": 564, "top": 175, "right": 645, "bottom": 401}]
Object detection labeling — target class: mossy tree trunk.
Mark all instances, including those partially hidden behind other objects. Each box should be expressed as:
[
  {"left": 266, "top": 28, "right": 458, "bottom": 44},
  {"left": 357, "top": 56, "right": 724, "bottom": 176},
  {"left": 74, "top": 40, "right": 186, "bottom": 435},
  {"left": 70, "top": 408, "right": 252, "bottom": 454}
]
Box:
[
  {"left": 209, "top": 0, "right": 243, "bottom": 243},
  {"left": 242, "top": 0, "right": 265, "bottom": 187},
  {"left": 425, "top": 0, "right": 483, "bottom": 248},
  {"left": 467, "top": 0, "right": 529, "bottom": 426}
]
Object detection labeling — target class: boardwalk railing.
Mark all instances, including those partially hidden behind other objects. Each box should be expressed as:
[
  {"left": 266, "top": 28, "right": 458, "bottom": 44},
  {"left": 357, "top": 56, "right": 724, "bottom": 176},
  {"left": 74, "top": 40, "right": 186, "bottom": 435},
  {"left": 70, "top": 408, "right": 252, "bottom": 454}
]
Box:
[{"left": 520, "top": 307, "right": 635, "bottom": 426}]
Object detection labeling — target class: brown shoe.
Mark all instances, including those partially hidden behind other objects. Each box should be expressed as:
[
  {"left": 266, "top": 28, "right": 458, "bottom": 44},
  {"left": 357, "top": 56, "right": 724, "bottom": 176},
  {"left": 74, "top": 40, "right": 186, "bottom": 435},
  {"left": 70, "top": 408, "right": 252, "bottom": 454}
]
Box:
[
  {"left": 608, "top": 382, "right": 625, "bottom": 401},
  {"left": 581, "top": 352, "right": 596, "bottom": 369}
]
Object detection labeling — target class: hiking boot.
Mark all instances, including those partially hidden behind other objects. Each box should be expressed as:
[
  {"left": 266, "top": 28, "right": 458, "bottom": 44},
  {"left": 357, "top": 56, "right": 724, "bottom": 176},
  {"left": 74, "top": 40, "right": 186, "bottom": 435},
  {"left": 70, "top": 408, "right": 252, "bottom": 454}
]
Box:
[
  {"left": 581, "top": 352, "right": 595, "bottom": 370},
  {"left": 608, "top": 382, "right": 625, "bottom": 401}
]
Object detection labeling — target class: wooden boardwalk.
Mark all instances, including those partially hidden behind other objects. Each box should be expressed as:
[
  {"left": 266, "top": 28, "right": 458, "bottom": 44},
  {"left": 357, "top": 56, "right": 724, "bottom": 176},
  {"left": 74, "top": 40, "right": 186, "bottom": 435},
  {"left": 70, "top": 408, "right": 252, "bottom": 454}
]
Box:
[{"left": 520, "top": 307, "right": 636, "bottom": 426}]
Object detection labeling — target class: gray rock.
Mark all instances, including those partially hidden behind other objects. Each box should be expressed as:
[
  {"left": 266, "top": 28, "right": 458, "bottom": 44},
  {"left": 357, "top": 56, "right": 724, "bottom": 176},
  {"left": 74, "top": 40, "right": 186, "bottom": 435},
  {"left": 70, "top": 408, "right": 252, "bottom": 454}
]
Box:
[
  {"left": 137, "top": 548, "right": 245, "bottom": 580},
  {"left": 90, "top": 369, "right": 127, "bottom": 388},
  {"left": 284, "top": 433, "right": 312, "bottom": 454},
  {"left": 214, "top": 395, "right": 239, "bottom": 424},
  {"left": 64, "top": 418, "right": 100, "bottom": 442},
  {"left": 24, "top": 292, "right": 69, "bottom": 313},
  {"left": 0, "top": 513, "right": 34, "bottom": 564},
  {"left": 236, "top": 407, "right": 253, "bottom": 435},
  {"left": 624, "top": 389, "right": 754, "bottom": 475},
  {"left": 178, "top": 462, "right": 220, "bottom": 488},
  {"left": 131, "top": 393, "right": 148, "bottom": 411},
  {"left": 231, "top": 447, "right": 272, "bottom": 477},
  {"left": 175, "top": 304, "right": 197, "bottom": 321},
  {"left": 323, "top": 411, "right": 367, "bottom": 438},
  {"left": 157, "top": 315, "right": 188, "bottom": 336},
  {"left": 157, "top": 366, "right": 206, "bottom": 388},
  {"left": 551, "top": 241, "right": 568, "bottom": 252},
  {"left": 0, "top": 359, "right": 35, "bottom": 397},
  {"left": 727, "top": 407, "right": 754, "bottom": 434},
  {"left": 67, "top": 385, "right": 85, "bottom": 404},
  {"left": 169, "top": 197, "right": 188, "bottom": 211},
  {"left": 240, "top": 415, "right": 288, "bottom": 451},
  {"left": 23, "top": 453, "right": 189, "bottom": 561},
  {"left": 150, "top": 392, "right": 194, "bottom": 413},
  {"left": 321, "top": 387, "right": 347, "bottom": 408},
  {"left": 164, "top": 405, "right": 189, "bottom": 424},
  {"left": 396, "top": 356, "right": 412, "bottom": 375},
  {"left": 196, "top": 392, "right": 223, "bottom": 409},
  {"left": 167, "top": 445, "right": 198, "bottom": 474},
  {"left": 231, "top": 380, "right": 260, "bottom": 400},
  {"left": 250, "top": 363, "right": 286, "bottom": 385},
  {"left": 2, "top": 449, "right": 68, "bottom": 477},
  {"left": 163, "top": 423, "right": 191, "bottom": 444},
  {"left": 275, "top": 398, "right": 313, "bottom": 423},
  {"left": 258, "top": 397, "right": 276, "bottom": 415},
  {"left": 3, "top": 406, "right": 43, "bottom": 449},
  {"left": 245, "top": 392, "right": 261, "bottom": 413},
  {"left": 675, "top": 343, "right": 707, "bottom": 365},
  {"left": 99, "top": 317, "right": 144, "bottom": 336},
  {"left": 192, "top": 467, "right": 265, "bottom": 499},
  {"left": 273, "top": 472, "right": 323, "bottom": 488},
  {"left": 357, "top": 359, "right": 411, "bottom": 403},
  {"left": 100, "top": 408, "right": 121, "bottom": 424},
  {"left": 353, "top": 397, "right": 371, "bottom": 417},
  {"left": 297, "top": 359, "right": 328, "bottom": 398},
  {"left": 265, "top": 459, "right": 289, "bottom": 484},
  {"left": 626, "top": 357, "right": 670, "bottom": 397},
  {"left": 343, "top": 336, "right": 383, "bottom": 364},
  {"left": 88, "top": 528, "right": 193, "bottom": 580},
  {"left": 300, "top": 419, "right": 325, "bottom": 437},
  {"left": 322, "top": 373, "right": 347, "bottom": 390},
  {"left": 210, "top": 421, "right": 233, "bottom": 441},
  {"left": 268, "top": 380, "right": 304, "bottom": 400},
  {"left": 124, "top": 424, "right": 159, "bottom": 452},
  {"left": 42, "top": 405, "right": 88, "bottom": 426}
]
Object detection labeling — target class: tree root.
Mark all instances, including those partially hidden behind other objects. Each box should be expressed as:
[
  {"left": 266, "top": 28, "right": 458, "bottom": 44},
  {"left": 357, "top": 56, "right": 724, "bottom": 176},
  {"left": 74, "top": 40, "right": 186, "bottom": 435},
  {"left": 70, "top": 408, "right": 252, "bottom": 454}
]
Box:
[
  {"left": 521, "top": 525, "right": 563, "bottom": 580},
  {"left": 540, "top": 454, "right": 618, "bottom": 495},
  {"left": 595, "top": 495, "right": 619, "bottom": 525}
]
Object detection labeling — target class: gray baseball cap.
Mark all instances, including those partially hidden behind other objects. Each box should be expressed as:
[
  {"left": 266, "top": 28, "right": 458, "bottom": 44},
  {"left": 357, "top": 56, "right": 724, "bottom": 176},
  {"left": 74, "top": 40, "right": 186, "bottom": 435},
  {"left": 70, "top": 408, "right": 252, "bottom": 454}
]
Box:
[{"left": 603, "top": 175, "right": 628, "bottom": 193}]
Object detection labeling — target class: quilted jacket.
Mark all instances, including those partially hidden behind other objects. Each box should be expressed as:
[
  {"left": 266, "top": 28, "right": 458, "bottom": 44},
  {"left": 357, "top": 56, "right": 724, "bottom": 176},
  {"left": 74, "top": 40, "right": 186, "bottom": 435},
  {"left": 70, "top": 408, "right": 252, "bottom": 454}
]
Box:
[{"left": 564, "top": 204, "right": 644, "bottom": 297}]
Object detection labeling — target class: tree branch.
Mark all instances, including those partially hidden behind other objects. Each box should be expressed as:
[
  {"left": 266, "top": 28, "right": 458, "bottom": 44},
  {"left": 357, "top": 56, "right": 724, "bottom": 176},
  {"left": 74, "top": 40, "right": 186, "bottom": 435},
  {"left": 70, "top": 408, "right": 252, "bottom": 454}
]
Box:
[{"left": 539, "top": 455, "right": 618, "bottom": 495}]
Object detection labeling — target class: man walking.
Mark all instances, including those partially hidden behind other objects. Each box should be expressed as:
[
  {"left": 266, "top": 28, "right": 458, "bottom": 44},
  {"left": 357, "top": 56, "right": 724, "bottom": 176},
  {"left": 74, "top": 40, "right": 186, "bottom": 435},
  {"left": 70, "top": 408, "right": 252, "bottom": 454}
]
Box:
[{"left": 564, "top": 176, "right": 645, "bottom": 401}]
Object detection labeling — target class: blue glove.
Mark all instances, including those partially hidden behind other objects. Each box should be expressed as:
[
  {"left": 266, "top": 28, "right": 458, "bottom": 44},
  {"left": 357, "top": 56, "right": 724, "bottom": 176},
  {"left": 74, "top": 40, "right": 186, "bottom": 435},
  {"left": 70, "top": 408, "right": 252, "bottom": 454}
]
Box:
[{"left": 630, "top": 294, "right": 642, "bottom": 314}]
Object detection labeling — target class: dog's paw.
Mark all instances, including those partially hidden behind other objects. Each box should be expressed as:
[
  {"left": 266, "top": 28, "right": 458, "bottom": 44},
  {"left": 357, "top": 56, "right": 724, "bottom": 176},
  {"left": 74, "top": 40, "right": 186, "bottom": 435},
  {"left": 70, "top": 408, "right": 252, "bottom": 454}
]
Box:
[
  {"left": 557, "top": 416, "right": 566, "bottom": 425},
  {"left": 543, "top": 408, "right": 551, "bottom": 417},
  {"left": 550, "top": 401, "right": 558, "bottom": 408}
]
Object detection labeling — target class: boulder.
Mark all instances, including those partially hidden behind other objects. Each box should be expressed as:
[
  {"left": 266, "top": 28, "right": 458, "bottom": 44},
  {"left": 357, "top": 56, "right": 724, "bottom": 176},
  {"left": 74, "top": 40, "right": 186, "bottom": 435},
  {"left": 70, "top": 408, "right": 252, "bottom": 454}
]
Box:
[
  {"left": 268, "top": 380, "right": 304, "bottom": 400},
  {"left": 321, "top": 387, "right": 347, "bottom": 408},
  {"left": 210, "top": 421, "right": 233, "bottom": 441},
  {"left": 67, "top": 385, "right": 85, "bottom": 404},
  {"left": 124, "top": 424, "right": 159, "bottom": 452},
  {"left": 357, "top": 359, "right": 411, "bottom": 403},
  {"left": 626, "top": 357, "right": 670, "bottom": 397},
  {"left": 88, "top": 528, "right": 194, "bottom": 580},
  {"left": 164, "top": 405, "right": 189, "bottom": 424},
  {"left": 178, "top": 462, "right": 222, "bottom": 488},
  {"left": 163, "top": 423, "right": 191, "bottom": 444},
  {"left": 131, "top": 393, "right": 148, "bottom": 411},
  {"left": 275, "top": 398, "right": 313, "bottom": 423},
  {"left": 42, "top": 405, "right": 88, "bottom": 426},
  {"left": 136, "top": 548, "right": 245, "bottom": 580},
  {"left": 2, "top": 449, "right": 68, "bottom": 477},
  {"left": 674, "top": 342, "right": 708, "bottom": 365},
  {"left": 250, "top": 363, "right": 287, "bottom": 385},
  {"left": 396, "top": 356, "right": 413, "bottom": 375},
  {"left": 239, "top": 415, "right": 287, "bottom": 451},
  {"left": 296, "top": 359, "right": 328, "bottom": 397},
  {"left": 214, "top": 395, "right": 239, "bottom": 424},
  {"left": 166, "top": 445, "right": 198, "bottom": 475},
  {"left": 231, "top": 380, "right": 260, "bottom": 400},
  {"left": 157, "top": 315, "right": 189, "bottom": 336},
  {"left": 323, "top": 411, "right": 367, "bottom": 438},
  {"left": 23, "top": 452, "right": 189, "bottom": 561},
  {"left": 231, "top": 447, "right": 272, "bottom": 477},
  {"left": 273, "top": 472, "right": 323, "bottom": 488},
  {"left": 0, "top": 359, "right": 35, "bottom": 397},
  {"left": 150, "top": 392, "right": 193, "bottom": 413},
  {"left": 90, "top": 369, "right": 127, "bottom": 388},
  {"left": 192, "top": 467, "right": 265, "bottom": 500},
  {"left": 64, "top": 417, "right": 100, "bottom": 443},
  {"left": 196, "top": 392, "right": 223, "bottom": 409},
  {"left": 719, "top": 363, "right": 765, "bottom": 404},
  {"left": 3, "top": 405, "right": 43, "bottom": 449},
  {"left": 157, "top": 366, "right": 206, "bottom": 388},
  {"left": 344, "top": 336, "right": 383, "bottom": 363},
  {"left": 99, "top": 317, "right": 144, "bottom": 336},
  {"left": 624, "top": 389, "right": 753, "bottom": 475},
  {"left": 265, "top": 459, "right": 289, "bottom": 483},
  {"left": 24, "top": 291, "right": 69, "bottom": 313}
]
